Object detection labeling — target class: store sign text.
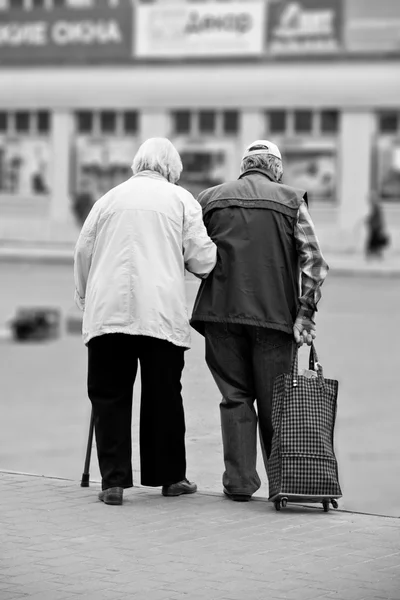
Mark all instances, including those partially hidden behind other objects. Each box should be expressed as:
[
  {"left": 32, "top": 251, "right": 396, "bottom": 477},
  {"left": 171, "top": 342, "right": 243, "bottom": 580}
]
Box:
[
  {"left": 268, "top": 0, "right": 341, "bottom": 54},
  {"left": 185, "top": 11, "right": 253, "bottom": 35},
  {"left": 0, "top": 19, "right": 123, "bottom": 47},
  {"left": 275, "top": 7, "right": 334, "bottom": 37}
]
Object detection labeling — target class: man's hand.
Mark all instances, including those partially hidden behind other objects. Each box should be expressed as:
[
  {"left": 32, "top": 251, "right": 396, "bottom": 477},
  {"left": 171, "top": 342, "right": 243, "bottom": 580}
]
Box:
[{"left": 293, "top": 317, "right": 316, "bottom": 347}]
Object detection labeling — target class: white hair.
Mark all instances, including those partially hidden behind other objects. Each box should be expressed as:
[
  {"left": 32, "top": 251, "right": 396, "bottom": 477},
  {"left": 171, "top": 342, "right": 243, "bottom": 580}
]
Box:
[
  {"left": 131, "top": 137, "right": 183, "bottom": 184},
  {"left": 240, "top": 154, "right": 283, "bottom": 183}
]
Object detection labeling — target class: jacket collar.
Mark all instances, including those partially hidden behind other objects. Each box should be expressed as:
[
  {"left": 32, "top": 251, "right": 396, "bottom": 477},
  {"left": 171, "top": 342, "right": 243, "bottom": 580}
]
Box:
[
  {"left": 238, "top": 168, "right": 276, "bottom": 182},
  {"left": 133, "top": 170, "right": 168, "bottom": 182}
]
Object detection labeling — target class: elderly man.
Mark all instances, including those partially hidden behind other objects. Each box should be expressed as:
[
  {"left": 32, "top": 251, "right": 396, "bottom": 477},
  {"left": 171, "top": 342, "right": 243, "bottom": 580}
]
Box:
[
  {"left": 74, "top": 138, "right": 217, "bottom": 505},
  {"left": 191, "top": 140, "right": 328, "bottom": 502}
]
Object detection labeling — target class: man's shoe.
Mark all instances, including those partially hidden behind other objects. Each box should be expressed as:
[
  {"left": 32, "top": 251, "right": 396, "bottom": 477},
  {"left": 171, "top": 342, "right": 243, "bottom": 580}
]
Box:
[
  {"left": 162, "top": 478, "right": 197, "bottom": 497},
  {"left": 223, "top": 488, "right": 251, "bottom": 502},
  {"left": 98, "top": 487, "right": 123, "bottom": 505}
]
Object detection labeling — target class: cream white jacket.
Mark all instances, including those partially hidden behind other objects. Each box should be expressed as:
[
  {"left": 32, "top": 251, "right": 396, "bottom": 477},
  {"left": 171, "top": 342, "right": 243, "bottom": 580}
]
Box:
[{"left": 74, "top": 171, "right": 217, "bottom": 348}]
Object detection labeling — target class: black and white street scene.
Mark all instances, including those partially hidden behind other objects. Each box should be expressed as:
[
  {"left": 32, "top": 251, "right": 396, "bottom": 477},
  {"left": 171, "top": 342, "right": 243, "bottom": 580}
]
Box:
[{"left": 1, "top": 1, "right": 400, "bottom": 600}]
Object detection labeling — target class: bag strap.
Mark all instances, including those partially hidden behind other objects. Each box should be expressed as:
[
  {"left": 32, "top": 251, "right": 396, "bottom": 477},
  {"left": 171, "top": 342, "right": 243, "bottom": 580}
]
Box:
[
  {"left": 308, "top": 343, "right": 319, "bottom": 370},
  {"left": 291, "top": 343, "right": 322, "bottom": 387}
]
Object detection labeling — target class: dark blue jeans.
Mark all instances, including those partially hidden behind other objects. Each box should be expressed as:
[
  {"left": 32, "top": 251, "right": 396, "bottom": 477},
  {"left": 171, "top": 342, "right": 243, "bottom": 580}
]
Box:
[{"left": 205, "top": 323, "right": 294, "bottom": 496}]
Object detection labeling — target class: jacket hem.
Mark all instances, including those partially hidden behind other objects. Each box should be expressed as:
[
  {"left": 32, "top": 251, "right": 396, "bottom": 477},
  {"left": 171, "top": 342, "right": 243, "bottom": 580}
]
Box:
[
  {"left": 190, "top": 315, "right": 293, "bottom": 336},
  {"left": 82, "top": 327, "right": 191, "bottom": 349}
]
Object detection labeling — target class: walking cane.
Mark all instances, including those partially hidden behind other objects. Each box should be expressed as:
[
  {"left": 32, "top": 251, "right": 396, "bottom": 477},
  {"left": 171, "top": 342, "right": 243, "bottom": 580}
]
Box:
[{"left": 81, "top": 409, "right": 95, "bottom": 487}]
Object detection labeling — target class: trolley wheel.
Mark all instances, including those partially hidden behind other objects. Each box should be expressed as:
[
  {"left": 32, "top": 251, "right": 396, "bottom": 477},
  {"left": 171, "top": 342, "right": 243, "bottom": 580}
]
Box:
[
  {"left": 281, "top": 498, "right": 288, "bottom": 508},
  {"left": 331, "top": 499, "right": 339, "bottom": 509},
  {"left": 322, "top": 500, "right": 330, "bottom": 512},
  {"left": 274, "top": 500, "right": 281, "bottom": 511}
]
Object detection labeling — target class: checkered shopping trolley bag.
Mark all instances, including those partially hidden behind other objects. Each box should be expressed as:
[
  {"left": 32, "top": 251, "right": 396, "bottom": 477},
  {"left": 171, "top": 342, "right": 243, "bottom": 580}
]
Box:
[{"left": 267, "top": 344, "right": 342, "bottom": 512}]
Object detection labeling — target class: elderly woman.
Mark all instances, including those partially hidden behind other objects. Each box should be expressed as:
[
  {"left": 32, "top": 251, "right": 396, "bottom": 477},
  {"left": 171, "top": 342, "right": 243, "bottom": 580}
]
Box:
[{"left": 74, "top": 138, "right": 217, "bottom": 505}]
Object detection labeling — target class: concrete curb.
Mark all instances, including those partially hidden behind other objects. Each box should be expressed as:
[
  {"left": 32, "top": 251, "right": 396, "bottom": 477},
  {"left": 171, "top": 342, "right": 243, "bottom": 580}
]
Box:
[
  {"left": 1, "top": 469, "right": 399, "bottom": 520},
  {"left": 0, "top": 246, "right": 399, "bottom": 276}
]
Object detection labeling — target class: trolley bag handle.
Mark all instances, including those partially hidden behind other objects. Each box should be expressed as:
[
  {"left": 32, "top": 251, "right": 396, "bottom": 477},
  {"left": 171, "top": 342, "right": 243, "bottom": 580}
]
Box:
[{"left": 291, "top": 343, "right": 324, "bottom": 388}]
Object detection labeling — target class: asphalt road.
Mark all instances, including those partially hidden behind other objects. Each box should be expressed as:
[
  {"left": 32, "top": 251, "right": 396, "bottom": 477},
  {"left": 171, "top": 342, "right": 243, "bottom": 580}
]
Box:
[{"left": 0, "top": 261, "right": 399, "bottom": 517}]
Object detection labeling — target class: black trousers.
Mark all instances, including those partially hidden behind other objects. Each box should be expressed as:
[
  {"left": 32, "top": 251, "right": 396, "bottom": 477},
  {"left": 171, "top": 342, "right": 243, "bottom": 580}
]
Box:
[{"left": 87, "top": 333, "right": 187, "bottom": 490}]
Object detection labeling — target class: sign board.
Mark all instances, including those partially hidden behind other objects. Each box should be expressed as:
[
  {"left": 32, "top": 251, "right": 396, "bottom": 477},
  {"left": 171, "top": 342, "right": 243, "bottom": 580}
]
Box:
[
  {"left": 267, "top": 0, "right": 342, "bottom": 55},
  {"left": 134, "top": 1, "right": 266, "bottom": 58},
  {"left": 0, "top": 3, "right": 134, "bottom": 65},
  {"left": 345, "top": 0, "right": 400, "bottom": 54}
]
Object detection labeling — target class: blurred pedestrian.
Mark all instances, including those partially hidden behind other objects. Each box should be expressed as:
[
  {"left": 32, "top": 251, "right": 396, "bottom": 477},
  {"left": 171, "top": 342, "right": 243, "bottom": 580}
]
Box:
[
  {"left": 74, "top": 138, "right": 217, "bottom": 505},
  {"left": 72, "top": 179, "right": 95, "bottom": 227},
  {"left": 365, "top": 192, "right": 390, "bottom": 260},
  {"left": 190, "top": 140, "right": 329, "bottom": 502}
]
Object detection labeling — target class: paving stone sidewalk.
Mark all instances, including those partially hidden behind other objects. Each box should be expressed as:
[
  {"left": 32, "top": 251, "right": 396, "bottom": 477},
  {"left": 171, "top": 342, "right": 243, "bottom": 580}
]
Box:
[{"left": 1, "top": 472, "right": 400, "bottom": 600}]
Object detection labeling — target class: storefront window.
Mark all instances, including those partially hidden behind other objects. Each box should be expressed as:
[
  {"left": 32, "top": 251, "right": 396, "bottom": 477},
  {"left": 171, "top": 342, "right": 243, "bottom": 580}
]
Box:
[
  {"left": 179, "top": 149, "right": 226, "bottom": 198},
  {"left": 0, "top": 110, "right": 51, "bottom": 197},
  {"left": 374, "top": 111, "right": 400, "bottom": 203},
  {"left": 283, "top": 150, "right": 336, "bottom": 203},
  {"left": 265, "top": 109, "right": 339, "bottom": 204},
  {"left": 375, "top": 141, "right": 400, "bottom": 203},
  {"left": 73, "top": 110, "right": 140, "bottom": 208}
]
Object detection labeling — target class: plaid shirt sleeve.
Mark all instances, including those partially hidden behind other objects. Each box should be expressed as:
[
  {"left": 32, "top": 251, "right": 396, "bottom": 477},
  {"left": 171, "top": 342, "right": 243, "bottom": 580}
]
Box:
[{"left": 294, "top": 200, "right": 329, "bottom": 323}]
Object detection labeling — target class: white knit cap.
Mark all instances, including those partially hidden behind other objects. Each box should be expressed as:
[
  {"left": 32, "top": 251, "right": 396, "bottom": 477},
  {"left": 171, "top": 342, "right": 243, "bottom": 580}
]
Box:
[{"left": 242, "top": 139, "right": 282, "bottom": 161}]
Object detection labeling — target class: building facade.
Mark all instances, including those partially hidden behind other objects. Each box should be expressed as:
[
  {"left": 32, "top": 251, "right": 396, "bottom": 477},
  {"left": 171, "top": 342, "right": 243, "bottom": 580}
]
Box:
[{"left": 1, "top": 0, "right": 400, "bottom": 252}]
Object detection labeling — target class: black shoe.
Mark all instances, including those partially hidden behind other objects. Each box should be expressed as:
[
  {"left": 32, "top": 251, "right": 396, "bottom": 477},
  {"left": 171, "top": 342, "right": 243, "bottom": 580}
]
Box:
[
  {"left": 223, "top": 488, "right": 251, "bottom": 502},
  {"left": 98, "top": 487, "right": 123, "bottom": 505},
  {"left": 162, "top": 478, "right": 197, "bottom": 497}
]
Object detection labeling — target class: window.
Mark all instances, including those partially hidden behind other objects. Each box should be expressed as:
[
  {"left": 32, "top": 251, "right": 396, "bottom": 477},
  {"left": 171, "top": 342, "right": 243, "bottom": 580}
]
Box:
[
  {"left": 379, "top": 112, "right": 399, "bottom": 134},
  {"left": 123, "top": 111, "right": 138, "bottom": 134},
  {"left": 100, "top": 111, "right": 116, "bottom": 134},
  {"left": 172, "top": 110, "right": 191, "bottom": 135},
  {"left": 37, "top": 111, "right": 50, "bottom": 133},
  {"left": 199, "top": 111, "right": 216, "bottom": 133},
  {"left": 75, "top": 110, "right": 140, "bottom": 136},
  {"left": 15, "top": 111, "right": 30, "bottom": 132},
  {"left": 294, "top": 110, "right": 313, "bottom": 133},
  {"left": 10, "top": 0, "right": 24, "bottom": 8},
  {"left": 76, "top": 111, "right": 93, "bottom": 134},
  {"left": 0, "top": 110, "right": 51, "bottom": 134},
  {"left": 321, "top": 110, "right": 339, "bottom": 134},
  {"left": 268, "top": 110, "right": 286, "bottom": 134},
  {"left": 223, "top": 110, "right": 239, "bottom": 135},
  {"left": 0, "top": 112, "right": 6, "bottom": 132},
  {"left": 266, "top": 109, "right": 339, "bottom": 136},
  {"left": 172, "top": 109, "right": 240, "bottom": 137}
]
